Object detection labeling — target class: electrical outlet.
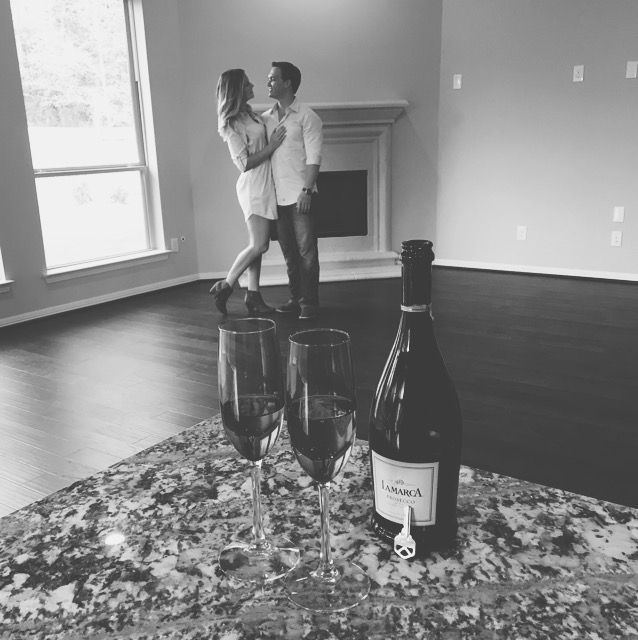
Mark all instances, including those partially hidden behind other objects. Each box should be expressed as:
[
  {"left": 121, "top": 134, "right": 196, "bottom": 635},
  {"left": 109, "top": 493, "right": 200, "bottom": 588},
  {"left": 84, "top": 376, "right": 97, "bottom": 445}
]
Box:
[
  {"left": 611, "top": 230, "right": 622, "bottom": 247},
  {"left": 516, "top": 225, "right": 527, "bottom": 241},
  {"left": 170, "top": 237, "right": 179, "bottom": 252},
  {"left": 573, "top": 65, "right": 584, "bottom": 82},
  {"left": 613, "top": 206, "right": 625, "bottom": 223},
  {"left": 453, "top": 74, "right": 462, "bottom": 90}
]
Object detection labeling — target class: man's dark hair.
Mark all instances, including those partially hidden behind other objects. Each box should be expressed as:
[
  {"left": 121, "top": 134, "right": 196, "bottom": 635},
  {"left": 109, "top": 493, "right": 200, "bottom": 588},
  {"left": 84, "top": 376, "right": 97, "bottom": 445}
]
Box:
[{"left": 272, "top": 61, "right": 301, "bottom": 93}]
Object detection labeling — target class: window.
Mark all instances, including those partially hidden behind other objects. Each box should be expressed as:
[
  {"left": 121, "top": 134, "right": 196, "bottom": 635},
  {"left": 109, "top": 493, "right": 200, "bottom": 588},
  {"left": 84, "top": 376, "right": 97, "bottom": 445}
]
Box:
[
  {"left": 0, "top": 247, "right": 6, "bottom": 283},
  {"left": 10, "top": 0, "right": 156, "bottom": 270}
]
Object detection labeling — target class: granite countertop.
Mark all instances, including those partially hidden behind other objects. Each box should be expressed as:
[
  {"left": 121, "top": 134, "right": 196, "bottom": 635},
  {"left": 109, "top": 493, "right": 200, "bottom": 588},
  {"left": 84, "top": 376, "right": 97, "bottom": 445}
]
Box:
[{"left": 1, "top": 415, "right": 637, "bottom": 639}]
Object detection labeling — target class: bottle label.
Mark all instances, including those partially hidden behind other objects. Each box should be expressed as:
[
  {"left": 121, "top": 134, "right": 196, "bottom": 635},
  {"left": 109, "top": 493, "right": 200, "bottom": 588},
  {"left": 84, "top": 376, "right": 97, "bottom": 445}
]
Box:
[{"left": 371, "top": 450, "right": 439, "bottom": 526}]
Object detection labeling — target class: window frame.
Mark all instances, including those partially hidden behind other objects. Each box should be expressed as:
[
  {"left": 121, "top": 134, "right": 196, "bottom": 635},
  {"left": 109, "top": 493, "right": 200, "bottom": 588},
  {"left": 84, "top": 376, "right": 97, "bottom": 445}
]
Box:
[
  {"left": 0, "top": 246, "right": 11, "bottom": 292},
  {"left": 13, "top": 0, "right": 168, "bottom": 276}
]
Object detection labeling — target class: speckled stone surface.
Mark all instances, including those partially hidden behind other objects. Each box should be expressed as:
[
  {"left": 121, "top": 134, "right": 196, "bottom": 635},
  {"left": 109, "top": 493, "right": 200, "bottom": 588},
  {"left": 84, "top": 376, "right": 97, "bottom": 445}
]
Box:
[{"left": 1, "top": 415, "right": 637, "bottom": 639}]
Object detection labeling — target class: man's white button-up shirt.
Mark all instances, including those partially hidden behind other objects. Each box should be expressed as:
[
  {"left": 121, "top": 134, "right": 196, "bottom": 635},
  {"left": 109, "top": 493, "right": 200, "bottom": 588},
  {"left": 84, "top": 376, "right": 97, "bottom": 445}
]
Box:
[{"left": 262, "top": 99, "right": 323, "bottom": 206}]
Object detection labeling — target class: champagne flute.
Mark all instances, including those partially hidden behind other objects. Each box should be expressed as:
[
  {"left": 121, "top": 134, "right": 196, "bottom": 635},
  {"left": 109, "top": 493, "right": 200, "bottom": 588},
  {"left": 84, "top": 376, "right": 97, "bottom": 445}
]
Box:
[
  {"left": 217, "top": 317, "right": 300, "bottom": 582},
  {"left": 284, "top": 328, "right": 370, "bottom": 612}
]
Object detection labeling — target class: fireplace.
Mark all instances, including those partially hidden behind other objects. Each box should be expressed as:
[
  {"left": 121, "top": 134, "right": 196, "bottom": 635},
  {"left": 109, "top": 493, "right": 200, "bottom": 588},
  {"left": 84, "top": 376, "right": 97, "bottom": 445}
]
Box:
[
  {"left": 315, "top": 170, "right": 368, "bottom": 238},
  {"left": 250, "top": 100, "right": 407, "bottom": 284}
]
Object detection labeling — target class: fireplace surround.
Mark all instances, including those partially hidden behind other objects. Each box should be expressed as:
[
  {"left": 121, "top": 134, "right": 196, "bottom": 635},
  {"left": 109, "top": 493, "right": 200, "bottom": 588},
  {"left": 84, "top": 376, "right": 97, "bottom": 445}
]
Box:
[{"left": 251, "top": 100, "right": 408, "bottom": 284}]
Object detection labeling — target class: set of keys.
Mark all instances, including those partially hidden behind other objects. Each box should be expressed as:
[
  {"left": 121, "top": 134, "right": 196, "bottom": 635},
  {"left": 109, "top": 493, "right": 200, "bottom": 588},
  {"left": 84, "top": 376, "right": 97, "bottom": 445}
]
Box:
[{"left": 393, "top": 505, "right": 416, "bottom": 559}]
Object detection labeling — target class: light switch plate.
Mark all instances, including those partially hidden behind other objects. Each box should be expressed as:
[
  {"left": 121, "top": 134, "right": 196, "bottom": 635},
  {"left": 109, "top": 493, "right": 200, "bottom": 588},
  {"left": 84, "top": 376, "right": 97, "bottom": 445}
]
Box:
[
  {"left": 611, "top": 230, "right": 622, "bottom": 247},
  {"left": 613, "top": 206, "right": 625, "bottom": 223},
  {"left": 626, "top": 61, "right": 638, "bottom": 79},
  {"left": 453, "top": 74, "right": 462, "bottom": 90},
  {"left": 573, "top": 65, "right": 584, "bottom": 82}
]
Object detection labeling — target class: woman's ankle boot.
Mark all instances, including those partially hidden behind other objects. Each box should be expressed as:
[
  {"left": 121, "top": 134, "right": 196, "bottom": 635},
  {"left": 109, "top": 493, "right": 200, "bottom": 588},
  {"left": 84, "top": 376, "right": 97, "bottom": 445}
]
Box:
[
  {"left": 245, "top": 290, "right": 274, "bottom": 315},
  {"left": 209, "top": 280, "right": 233, "bottom": 314}
]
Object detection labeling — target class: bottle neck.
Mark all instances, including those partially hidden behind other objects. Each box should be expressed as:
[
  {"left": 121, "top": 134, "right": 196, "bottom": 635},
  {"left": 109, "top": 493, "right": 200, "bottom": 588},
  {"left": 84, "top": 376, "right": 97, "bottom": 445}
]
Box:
[
  {"left": 401, "top": 259, "right": 432, "bottom": 312},
  {"left": 396, "top": 300, "right": 436, "bottom": 349},
  {"left": 401, "top": 303, "right": 433, "bottom": 315}
]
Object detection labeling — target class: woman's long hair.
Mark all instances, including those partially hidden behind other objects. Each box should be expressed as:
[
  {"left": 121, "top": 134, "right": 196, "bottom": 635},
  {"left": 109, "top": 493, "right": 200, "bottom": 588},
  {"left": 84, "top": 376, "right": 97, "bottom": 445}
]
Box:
[{"left": 216, "top": 68, "right": 252, "bottom": 137}]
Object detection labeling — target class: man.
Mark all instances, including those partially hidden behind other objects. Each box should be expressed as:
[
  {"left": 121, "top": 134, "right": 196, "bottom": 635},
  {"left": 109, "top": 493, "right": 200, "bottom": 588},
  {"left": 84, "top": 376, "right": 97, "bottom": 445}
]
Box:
[{"left": 263, "top": 61, "right": 323, "bottom": 320}]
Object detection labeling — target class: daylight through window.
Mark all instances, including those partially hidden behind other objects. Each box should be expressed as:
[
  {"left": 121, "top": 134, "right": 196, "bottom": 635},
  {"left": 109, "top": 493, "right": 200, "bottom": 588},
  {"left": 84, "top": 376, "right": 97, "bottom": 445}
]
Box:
[
  {"left": 0, "top": 247, "right": 6, "bottom": 282},
  {"left": 10, "top": 0, "right": 153, "bottom": 269}
]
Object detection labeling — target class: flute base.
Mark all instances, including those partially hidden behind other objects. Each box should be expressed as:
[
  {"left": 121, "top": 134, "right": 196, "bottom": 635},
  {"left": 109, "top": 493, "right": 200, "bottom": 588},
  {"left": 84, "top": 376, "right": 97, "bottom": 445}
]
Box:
[
  {"left": 284, "top": 557, "right": 371, "bottom": 613},
  {"left": 218, "top": 535, "right": 300, "bottom": 583}
]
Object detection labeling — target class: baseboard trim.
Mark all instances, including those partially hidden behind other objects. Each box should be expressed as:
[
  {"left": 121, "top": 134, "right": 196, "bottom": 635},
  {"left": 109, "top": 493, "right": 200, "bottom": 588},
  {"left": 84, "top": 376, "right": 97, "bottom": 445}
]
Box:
[
  {"left": 202, "top": 251, "right": 401, "bottom": 288},
  {"left": 0, "top": 274, "right": 200, "bottom": 328},
  {"left": 200, "top": 269, "right": 401, "bottom": 287},
  {"left": 434, "top": 259, "right": 638, "bottom": 283},
  {"left": 3, "top": 259, "right": 635, "bottom": 328}
]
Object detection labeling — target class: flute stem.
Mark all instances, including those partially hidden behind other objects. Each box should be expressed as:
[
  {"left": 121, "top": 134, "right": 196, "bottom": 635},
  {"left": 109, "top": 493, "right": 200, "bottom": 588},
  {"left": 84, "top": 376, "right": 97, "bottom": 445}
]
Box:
[
  {"left": 316, "top": 482, "right": 337, "bottom": 580},
  {"left": 250, "top": 460, "right": 266, "bottom": 547}
]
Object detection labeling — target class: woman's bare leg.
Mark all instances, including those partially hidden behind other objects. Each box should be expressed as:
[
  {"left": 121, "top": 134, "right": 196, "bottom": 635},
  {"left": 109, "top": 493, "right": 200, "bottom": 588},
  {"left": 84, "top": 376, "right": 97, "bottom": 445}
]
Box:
[
  {"left": 225, "top": 215, "right": 270, "bottom": 288},
  {"left": 246, "top": 254, "right": 262, "bottom": 291}
]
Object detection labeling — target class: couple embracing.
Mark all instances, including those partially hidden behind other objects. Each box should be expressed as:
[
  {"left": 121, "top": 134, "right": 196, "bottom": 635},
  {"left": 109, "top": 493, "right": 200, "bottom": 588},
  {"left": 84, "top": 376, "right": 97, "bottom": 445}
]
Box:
[{"left": 210, "top": 62, "right": 323, "bottom": 321}]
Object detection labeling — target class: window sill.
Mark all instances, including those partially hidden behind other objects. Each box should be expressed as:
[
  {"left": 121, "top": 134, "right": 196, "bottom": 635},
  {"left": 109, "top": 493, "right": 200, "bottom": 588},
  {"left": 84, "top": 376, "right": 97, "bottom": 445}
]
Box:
[
  {"left": 0, "top": 279, "right": 14, "bottom": 293},
  {"left": 43, "top": 249, "right": 173, "bottom": 283}
]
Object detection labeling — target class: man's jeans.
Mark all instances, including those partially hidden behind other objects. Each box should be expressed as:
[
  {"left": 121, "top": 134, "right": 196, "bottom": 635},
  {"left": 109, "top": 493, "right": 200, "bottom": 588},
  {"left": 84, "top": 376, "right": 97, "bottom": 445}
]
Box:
[{"left": 276, "top": 203, "right": 319, "bottom": 306}]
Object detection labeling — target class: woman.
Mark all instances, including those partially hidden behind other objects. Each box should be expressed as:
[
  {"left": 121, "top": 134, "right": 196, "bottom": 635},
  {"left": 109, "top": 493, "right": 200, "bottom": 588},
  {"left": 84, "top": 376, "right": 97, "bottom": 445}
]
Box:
[{"left": 209, "top": 68, "right": 285, "bottom": 314}]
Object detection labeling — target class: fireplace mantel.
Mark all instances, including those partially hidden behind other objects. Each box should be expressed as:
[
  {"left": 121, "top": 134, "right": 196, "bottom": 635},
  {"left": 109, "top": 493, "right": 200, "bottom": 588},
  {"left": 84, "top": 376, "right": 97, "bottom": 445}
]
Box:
[
  {"left": 247, "top": 100, "right": 409, "bottom": 285},
  {"left": 254, "top": 100, "right": 408, "bottom": 126},
  {"left": 252, "top": 100, "right": 409, "bottom": 125},
  {"left": 304, "top": 100, "right": 408, "bottom": 126}
]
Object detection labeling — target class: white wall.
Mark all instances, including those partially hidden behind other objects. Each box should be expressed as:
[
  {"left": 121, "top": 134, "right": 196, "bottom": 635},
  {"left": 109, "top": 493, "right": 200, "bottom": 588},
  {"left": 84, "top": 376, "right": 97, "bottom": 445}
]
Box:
[
  {"left": 0, "top": 0, "right": 198, "bottom": 325},
  {"left": 0, "top": 0, "right": 48, "bottom": 307},
  {"left": 437, "top": 0, "right": 638, "bottom": 278},
  {"left": 177, "top": 0, "right": 442, "bottom": 274}
]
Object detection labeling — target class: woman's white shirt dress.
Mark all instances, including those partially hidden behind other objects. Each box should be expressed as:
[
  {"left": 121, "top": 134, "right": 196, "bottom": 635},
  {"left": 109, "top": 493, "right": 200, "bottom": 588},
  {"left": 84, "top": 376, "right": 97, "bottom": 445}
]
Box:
[{"left": 222, "top": 112, "right": 278, "bottom": 221}]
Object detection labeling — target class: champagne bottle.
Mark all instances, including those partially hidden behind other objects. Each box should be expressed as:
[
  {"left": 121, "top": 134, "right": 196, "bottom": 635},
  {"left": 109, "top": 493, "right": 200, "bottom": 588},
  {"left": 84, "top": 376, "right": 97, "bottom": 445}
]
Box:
[{"left": 369, "top": 239, "right": 462, "bottom": 554}]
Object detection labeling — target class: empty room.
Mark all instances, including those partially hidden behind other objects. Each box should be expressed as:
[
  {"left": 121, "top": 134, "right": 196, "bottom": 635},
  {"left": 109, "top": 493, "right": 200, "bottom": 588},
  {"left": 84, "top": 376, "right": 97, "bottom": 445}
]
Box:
[{"left": 0, "top": 1, "right": 636, "bottom": 637}]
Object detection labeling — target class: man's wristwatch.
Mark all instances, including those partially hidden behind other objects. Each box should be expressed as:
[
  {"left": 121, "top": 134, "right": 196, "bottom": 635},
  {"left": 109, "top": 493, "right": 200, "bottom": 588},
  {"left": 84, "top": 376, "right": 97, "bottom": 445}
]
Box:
[{"left": 301, "top": 187, "right": 313, "bottom": 195}]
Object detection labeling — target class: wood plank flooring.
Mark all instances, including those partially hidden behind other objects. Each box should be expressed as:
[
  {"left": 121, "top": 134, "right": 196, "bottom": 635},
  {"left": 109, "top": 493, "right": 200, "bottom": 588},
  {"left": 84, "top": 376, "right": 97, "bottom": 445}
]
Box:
[{"left": 0, "top": 270, "right": 636, "bottom": 517}]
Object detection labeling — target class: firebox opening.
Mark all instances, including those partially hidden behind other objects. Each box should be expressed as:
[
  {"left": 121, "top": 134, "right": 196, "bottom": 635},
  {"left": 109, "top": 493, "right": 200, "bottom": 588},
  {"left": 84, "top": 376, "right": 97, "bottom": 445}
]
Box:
[{"left": 314, "top": 170, "right": 368, "bottom": 238}]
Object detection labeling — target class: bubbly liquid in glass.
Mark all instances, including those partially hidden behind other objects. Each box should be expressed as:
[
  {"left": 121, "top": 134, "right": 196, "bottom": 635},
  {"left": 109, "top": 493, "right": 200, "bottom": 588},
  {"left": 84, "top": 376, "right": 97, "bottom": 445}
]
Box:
[
  {"left": 287, "top": 394, "right": 355, "bottom": 483},
  {"left": 221, "top": 394, "right": 283, "bottom": 461}
]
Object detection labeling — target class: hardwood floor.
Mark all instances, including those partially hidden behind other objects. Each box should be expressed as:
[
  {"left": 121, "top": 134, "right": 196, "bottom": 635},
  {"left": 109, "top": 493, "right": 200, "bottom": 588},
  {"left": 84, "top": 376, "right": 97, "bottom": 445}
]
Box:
[{"left": 0, "top": 270, "right": 636, "bottom": 517}]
